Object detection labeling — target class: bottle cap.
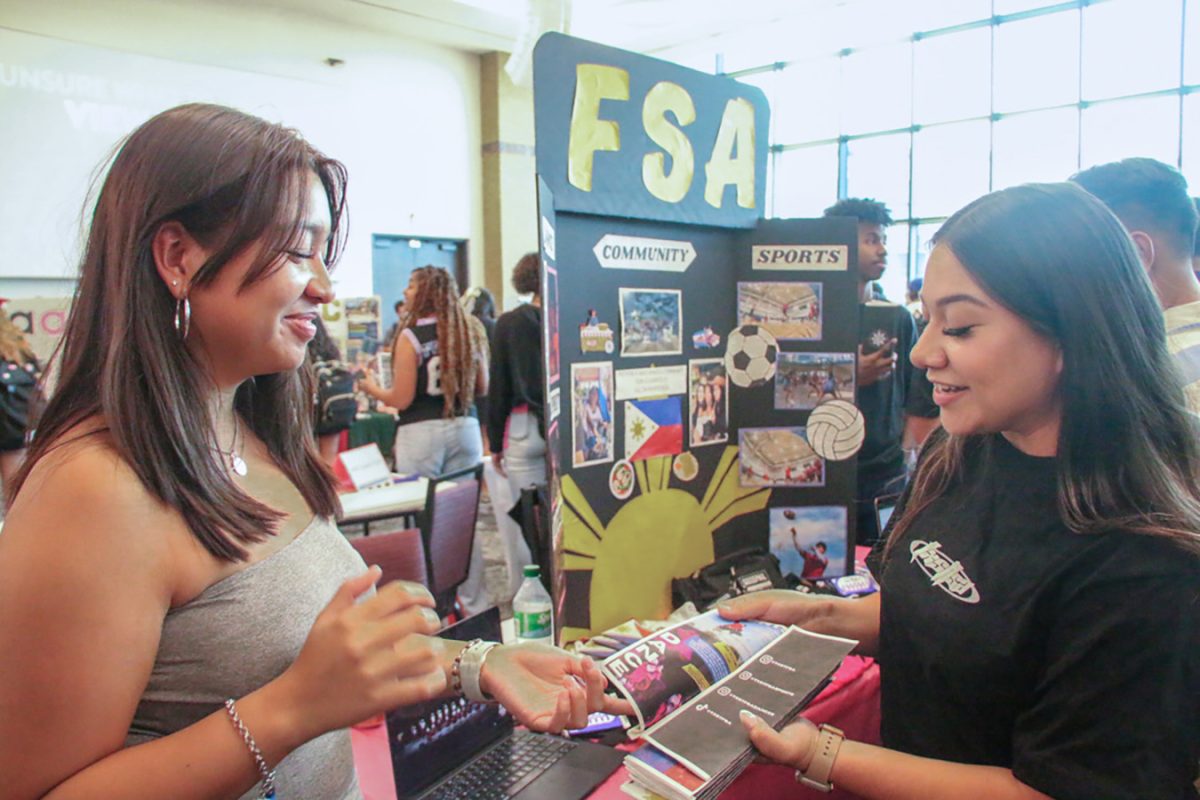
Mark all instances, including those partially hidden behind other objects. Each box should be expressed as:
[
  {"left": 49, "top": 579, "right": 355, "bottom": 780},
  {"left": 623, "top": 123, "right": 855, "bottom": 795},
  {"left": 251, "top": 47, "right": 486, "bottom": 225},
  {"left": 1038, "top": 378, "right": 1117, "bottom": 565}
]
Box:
[{"left": 523, "top": 564, "right": 540, "bottom": 578}]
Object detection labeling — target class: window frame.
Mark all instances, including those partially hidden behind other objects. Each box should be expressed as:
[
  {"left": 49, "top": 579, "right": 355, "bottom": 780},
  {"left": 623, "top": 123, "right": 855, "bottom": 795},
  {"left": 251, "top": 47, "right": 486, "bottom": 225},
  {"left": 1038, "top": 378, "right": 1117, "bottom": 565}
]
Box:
[{"left": 728, "top": 0, "right": 1193, "bottom": 290}]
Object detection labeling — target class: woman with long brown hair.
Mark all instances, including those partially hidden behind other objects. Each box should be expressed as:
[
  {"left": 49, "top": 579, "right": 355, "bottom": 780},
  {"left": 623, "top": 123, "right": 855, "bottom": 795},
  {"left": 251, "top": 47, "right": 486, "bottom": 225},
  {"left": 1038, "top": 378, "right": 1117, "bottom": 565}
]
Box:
[
  {"left": 0, "top": 104, "right": 620, "bottom": 800},
  {"left": 721, "top": 183, "right": 1200, "bottom": 799},
  {"left": 361, "top": 264, "right": 489, "bottom": 478}
]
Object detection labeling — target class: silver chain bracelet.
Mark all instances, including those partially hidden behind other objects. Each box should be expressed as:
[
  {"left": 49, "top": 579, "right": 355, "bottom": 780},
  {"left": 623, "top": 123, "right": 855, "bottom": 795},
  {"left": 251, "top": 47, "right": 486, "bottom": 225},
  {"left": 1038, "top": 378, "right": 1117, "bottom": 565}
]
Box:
[{"left": 224, "top": 698, "right": 278, "bottom": 799}]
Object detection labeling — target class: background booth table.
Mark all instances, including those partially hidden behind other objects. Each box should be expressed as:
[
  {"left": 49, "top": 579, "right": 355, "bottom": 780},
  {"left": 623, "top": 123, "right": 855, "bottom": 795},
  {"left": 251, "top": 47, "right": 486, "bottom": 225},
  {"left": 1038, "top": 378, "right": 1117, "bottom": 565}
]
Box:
[
  {"left": 345, "top": 410, "right": 398, "bottom": 465},
  {"left": 350, "top": 654, "right": 880, "bottom": 800},
  {"left": 337, "top": 478, "right": 428, "bottom": 535}
]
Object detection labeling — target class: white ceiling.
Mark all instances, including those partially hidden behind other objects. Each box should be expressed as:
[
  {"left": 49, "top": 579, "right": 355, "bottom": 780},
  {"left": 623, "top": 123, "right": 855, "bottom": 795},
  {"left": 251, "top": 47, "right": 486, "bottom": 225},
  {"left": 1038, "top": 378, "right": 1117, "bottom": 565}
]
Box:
[
  {"left": 242, "top": 0, "right": 841, "bottom": 55},
  {"left": 0, "top": 0, "right": 846, "bottom": 68}
]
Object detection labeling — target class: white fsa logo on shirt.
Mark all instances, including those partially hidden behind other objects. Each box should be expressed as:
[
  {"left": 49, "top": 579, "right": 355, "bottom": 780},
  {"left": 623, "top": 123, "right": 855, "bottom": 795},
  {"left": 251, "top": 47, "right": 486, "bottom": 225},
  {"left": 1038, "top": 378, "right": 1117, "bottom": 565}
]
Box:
[{"left": 909, "top": 540, "right": 980, "bottom": 604}]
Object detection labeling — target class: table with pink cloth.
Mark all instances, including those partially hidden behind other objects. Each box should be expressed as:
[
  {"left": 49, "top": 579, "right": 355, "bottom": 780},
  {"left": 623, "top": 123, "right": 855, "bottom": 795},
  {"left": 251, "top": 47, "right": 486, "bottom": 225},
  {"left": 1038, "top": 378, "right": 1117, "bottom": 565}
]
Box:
[
  {"left": 355, "top": 545, "right": 880, "bottom": 799},
  {"left": 351, "top": 654, "right": 880, "bottom": 800}
]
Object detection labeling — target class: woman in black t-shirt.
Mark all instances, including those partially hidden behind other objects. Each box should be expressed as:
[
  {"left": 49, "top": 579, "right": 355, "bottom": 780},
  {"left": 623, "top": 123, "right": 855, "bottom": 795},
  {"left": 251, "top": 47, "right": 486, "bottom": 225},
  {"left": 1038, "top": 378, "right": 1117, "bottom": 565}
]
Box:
[
  {"left": 360, "top": 266, "right": 488, "bottom": 477},
  {"left": 722, "top": 183, "right": 1200, "bottom": 800}
]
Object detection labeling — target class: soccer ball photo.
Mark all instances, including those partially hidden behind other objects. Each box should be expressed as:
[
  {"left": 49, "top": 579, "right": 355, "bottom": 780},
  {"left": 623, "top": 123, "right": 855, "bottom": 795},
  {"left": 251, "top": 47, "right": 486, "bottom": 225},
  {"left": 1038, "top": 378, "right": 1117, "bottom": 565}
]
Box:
[
  {"left": 725, "top": 324, "right": 778, "bottom": 388},
  {"left": 805, "top": 399, "right": 866, "bottom": 461}
]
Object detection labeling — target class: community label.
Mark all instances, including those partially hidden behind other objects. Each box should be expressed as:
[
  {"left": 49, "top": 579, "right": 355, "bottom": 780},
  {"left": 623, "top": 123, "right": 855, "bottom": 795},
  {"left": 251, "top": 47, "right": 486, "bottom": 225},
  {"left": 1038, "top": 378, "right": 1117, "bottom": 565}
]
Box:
[{"left": 594, "top": 234, "right": 697, "bottom": 272}]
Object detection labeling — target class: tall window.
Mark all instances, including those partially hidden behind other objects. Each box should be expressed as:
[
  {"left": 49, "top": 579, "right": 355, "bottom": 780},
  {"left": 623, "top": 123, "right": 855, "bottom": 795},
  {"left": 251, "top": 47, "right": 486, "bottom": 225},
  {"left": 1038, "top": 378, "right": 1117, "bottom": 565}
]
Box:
[{"left": 721, "top": 0, "right": 1197, "bottom": 301}]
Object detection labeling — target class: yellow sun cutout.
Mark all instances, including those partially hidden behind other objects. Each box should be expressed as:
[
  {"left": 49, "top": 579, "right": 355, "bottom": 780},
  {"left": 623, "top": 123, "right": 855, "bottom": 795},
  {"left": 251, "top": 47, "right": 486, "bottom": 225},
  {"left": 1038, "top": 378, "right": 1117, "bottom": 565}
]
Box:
[{"left": 558, "top": 446, "right": 771, "bottom": 643}]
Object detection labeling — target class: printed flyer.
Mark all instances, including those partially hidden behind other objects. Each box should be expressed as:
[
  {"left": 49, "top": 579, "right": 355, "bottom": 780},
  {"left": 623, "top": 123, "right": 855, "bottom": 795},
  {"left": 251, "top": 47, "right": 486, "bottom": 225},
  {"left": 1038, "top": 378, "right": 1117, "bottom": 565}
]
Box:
[
  {"left": 614, "top": 621, "right": 857, "bottom": 800},
  {"left": 600, "top": 609, "right": 785, "bottom": 733}
]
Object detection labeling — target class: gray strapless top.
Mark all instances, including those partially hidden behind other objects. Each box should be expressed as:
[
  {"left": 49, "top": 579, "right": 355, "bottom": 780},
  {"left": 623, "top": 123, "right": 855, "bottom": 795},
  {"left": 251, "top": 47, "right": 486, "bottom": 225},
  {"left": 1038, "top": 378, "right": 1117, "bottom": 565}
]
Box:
[{"left": 126, "top": 517, "right": 367, "bottom": 800}]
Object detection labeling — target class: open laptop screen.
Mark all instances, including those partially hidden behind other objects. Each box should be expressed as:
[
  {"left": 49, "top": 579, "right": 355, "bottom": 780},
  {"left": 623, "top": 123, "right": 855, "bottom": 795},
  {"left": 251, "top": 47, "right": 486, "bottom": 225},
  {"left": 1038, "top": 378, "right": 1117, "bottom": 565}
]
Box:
[
  {"left": 388, "top": 607, "right": 512, "bottom": 799},
  {"left": 875, "top": 493, "right": 900, "bottom": 537}
]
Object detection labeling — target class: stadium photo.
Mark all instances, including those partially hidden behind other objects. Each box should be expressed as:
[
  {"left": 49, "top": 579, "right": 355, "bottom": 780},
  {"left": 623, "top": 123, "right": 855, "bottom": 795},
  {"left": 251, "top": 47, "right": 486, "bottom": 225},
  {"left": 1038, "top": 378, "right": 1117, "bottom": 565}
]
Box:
[
  {"left": 737, "top": 281, "right": 822, "bottom": 341},
  {"left": 737, "top": 426, "right": 825, "bottom": 488},
  {"left": 774, "top": 352, "right": 855, "bottom": 410},
  {"left": 619, "top": 288, "right": 683, "bottom": 357}
]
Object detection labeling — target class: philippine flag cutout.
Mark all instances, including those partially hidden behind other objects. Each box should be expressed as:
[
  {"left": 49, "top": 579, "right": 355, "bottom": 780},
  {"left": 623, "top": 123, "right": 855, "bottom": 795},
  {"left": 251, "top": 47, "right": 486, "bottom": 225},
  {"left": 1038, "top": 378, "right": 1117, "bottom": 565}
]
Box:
[{"left": 624, "top": 397, "right": 684, "bottom": 462}]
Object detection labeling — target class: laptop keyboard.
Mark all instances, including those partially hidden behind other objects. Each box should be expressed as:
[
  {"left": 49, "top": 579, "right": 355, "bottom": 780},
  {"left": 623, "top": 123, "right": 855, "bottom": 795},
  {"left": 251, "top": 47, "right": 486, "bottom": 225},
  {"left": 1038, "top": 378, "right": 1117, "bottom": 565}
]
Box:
[{"left": 425, "top": 731, "right": 579, "bottom": 800}]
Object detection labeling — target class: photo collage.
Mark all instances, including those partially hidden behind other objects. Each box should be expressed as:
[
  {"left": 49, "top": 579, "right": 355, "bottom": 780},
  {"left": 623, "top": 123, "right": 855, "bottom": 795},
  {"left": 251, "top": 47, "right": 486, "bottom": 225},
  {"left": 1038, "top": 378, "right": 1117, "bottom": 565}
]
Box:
[{"left": 562, "top": 231, "right": 856, "bottom": 585}]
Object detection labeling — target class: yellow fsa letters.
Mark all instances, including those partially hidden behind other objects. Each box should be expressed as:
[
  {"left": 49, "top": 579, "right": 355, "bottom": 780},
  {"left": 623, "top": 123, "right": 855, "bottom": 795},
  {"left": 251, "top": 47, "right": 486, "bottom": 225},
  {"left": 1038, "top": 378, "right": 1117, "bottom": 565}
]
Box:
[{"left": 567, "top": 63, "right": 756, "bottom": 210}]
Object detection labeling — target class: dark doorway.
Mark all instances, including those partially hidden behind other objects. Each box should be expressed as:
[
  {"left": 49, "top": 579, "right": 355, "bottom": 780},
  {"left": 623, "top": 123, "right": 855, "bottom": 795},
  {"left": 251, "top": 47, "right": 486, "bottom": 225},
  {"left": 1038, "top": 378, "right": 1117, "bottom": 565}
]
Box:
[{"left": 371, "top": 235, "right": 469, "bottom": 335}]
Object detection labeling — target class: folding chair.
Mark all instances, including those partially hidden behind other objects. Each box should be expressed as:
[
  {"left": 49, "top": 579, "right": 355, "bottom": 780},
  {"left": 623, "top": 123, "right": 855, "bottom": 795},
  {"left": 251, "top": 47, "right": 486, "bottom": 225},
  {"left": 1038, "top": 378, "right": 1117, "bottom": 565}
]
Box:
[
  {"left": 349, "top": 527, "right": 428, "bottom": 588},
  {"left": 416, "top": 463, "right": 485, "bottom": 619}
]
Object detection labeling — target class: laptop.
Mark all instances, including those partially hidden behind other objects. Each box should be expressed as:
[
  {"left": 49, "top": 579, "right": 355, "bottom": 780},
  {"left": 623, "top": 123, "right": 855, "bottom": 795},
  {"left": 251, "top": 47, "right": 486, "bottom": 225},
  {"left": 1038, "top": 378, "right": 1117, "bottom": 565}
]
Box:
[
  {"left": 387, "top": 607, "right": 625, "bottom": 800},
  {"left": 875, "top": 493, "right": 900, "bottom": 536}
]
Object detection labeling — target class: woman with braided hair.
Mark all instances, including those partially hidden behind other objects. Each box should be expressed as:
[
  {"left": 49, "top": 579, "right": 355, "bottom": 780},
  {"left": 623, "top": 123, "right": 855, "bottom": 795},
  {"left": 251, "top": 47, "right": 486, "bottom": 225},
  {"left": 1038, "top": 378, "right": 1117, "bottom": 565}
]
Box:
[{"left": 361, "top": 265, "right": 489, "bottom": 477}]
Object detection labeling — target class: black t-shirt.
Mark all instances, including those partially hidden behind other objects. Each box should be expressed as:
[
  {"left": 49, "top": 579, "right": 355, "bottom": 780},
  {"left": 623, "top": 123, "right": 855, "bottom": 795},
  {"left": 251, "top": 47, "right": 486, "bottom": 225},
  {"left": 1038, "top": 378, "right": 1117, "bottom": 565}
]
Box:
[
  {"left": 857, "top": 301, "right": 938, "bottom": 484},
  {"left": 486, "top": 303, "right": 545, "bottom": 452},
  {"left": 395, "top": 317, "right": 469, "bottom": 425},
  {"left": 867, "top": 432, "right": 1200, "bottom": 799}
]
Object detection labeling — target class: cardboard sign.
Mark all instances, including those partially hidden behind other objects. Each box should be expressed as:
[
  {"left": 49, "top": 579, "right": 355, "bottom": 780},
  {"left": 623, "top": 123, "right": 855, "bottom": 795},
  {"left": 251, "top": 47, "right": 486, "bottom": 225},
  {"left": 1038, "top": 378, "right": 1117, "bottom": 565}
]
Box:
[
  {"left": 615, "top": 365, "right": 687, "bottom": 400},
  {"left": 337, "top": 444, "right": 392, "bottom": 491},
  {"left": 533, "top": 33, "right": 768, "bottom": 229},
  {"left": 534, "top": 35, "right": 859, "bottom": 645},
  {"left": 4, "top": 296, "right": 71, "bottom": 363}
]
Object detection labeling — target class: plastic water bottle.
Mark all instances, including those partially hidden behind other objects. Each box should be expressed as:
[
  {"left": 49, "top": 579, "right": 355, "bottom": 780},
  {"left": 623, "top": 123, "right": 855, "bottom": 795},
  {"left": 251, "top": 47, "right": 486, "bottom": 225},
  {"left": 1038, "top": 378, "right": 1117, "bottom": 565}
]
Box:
[{"left": 513, "top": 565, "right": 553, "bottom": 644}]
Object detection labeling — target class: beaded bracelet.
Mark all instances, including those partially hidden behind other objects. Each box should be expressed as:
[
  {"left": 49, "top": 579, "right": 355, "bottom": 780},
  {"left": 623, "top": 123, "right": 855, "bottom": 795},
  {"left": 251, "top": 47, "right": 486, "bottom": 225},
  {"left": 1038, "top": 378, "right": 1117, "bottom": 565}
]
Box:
[{"left": 224, "top": 699, "right": 278, "bottom": 800}]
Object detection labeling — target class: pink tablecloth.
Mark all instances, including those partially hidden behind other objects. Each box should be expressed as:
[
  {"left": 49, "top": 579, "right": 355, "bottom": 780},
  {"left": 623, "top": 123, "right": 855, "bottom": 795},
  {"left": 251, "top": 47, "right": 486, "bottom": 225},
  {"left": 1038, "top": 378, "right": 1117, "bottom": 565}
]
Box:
[{"left": 352, "top": 655, "right": 880, "bottom": 800}]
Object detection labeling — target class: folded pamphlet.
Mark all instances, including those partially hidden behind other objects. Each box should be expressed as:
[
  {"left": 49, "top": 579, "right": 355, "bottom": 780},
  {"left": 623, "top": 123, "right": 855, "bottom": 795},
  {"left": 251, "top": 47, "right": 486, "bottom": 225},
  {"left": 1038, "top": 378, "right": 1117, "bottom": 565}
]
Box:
[{"left": 601, "top": 610, "right": 856, "bottom": 800}]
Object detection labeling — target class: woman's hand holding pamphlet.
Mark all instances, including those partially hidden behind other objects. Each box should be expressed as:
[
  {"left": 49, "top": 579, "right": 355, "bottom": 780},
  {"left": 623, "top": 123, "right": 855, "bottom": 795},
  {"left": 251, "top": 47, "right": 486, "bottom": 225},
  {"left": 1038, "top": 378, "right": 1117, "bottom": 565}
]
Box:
[{"left": 599, "top": 608, "right": 856, "bottom": 800}]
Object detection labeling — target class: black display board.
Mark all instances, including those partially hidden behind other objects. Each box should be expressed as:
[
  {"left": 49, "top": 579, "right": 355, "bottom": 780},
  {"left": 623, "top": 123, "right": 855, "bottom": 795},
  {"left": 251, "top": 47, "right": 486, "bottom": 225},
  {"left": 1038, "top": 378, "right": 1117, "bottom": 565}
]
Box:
[{"left": 534, "top": 34, "right": 861, "bottom": 642}]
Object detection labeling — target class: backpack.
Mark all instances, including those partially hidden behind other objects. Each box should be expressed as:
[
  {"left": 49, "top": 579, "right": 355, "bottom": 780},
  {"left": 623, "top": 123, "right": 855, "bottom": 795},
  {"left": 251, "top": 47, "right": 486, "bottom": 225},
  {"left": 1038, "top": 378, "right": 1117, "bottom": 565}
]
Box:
[
  {"left": 670, "top": 549, "right": 788, "bottom": 611},
  {"left": 0, "top": 359, "right": 40, "bottom": 452},
  {"left": 313, "top": 359, "right": 358, "bottom": 436}
]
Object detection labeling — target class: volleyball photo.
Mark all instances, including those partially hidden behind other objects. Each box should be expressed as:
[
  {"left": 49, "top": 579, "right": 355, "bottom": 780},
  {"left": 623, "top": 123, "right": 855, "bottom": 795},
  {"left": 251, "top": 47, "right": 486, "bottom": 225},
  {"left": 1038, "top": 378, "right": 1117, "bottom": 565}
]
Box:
[{"left": 774, "top": 352, "right": 855, "bottom": 410}]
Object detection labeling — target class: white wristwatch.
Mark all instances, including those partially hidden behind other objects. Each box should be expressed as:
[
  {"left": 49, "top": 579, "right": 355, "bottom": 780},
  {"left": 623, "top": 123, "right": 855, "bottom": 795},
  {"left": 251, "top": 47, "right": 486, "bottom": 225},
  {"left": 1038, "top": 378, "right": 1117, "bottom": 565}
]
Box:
[
  {"left": 458, "top": 639, "right": 500, "bottom": 704},
  {"left": 795, "top": 723, "right": 845, "bottom": 792}
]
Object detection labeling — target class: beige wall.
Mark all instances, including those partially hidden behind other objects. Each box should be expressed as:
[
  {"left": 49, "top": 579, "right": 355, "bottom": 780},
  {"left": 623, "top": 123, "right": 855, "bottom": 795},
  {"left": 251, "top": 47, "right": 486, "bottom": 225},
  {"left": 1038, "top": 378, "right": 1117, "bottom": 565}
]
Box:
[
  {"left": 479, "top": 52, "right": 538, "bottom": 311},
  {"left": 0, "top": 3, "right": 554, "bottom": 310},
  {"left": 0, "top": 2, "right": 484, "bottom": 300}
]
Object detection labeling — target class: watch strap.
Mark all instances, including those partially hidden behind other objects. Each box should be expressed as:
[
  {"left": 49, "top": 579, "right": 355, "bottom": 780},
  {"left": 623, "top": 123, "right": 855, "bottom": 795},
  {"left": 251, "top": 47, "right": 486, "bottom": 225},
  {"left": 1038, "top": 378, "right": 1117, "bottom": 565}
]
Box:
[
  {"left": 795, "top": 723, "right": 845, "bottom": 792},
  {"left": 459, "top": 640, "right": 500, "bottom": 703}
]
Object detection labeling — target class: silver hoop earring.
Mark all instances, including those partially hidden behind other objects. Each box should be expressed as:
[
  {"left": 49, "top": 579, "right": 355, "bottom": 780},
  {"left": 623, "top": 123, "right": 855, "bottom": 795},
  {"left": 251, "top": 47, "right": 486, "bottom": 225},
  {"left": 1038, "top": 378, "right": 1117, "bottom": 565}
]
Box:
[{"left": 175, "top": 296, "right": 190, "bottom": 339}]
